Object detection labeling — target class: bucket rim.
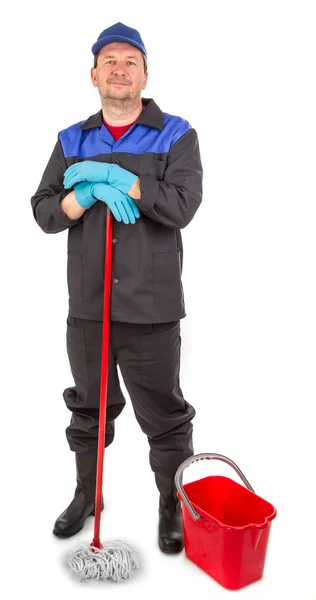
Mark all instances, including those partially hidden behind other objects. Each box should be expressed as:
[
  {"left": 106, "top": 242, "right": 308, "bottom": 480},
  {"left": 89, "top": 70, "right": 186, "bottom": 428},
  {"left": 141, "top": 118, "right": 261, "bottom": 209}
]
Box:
[
  {"left": 179, "top": 495, "right": 277, "bottom": 530},
  {"left": 179, "top": 476, "right": 277, "bottom": 531}
]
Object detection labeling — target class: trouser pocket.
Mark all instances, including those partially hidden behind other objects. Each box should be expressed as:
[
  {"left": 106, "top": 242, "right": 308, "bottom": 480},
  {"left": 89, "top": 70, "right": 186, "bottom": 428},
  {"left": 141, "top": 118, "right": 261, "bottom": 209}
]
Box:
[{"left": 66, "top": 316, "right": 88, "bottom": 380}]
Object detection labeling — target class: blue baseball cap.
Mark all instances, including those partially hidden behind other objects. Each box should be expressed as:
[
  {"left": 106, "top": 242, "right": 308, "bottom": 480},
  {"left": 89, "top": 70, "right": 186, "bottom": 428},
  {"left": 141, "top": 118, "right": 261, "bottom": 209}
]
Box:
[{"left": 91, "top": 22, "right": 147, "bottom": 59}]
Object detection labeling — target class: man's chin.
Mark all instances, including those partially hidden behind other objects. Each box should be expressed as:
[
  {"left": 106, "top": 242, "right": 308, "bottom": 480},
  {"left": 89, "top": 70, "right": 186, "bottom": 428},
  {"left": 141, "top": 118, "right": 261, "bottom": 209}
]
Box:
[{"left": 104, "top": 91, "right": 131, "bottom": 101}]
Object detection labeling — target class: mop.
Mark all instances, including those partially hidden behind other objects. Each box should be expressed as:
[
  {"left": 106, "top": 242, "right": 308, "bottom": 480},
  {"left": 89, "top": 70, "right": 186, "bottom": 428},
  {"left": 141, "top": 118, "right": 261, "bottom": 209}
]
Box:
[{"left": 67, "top": 206, "right": 140, "bottom": 582}]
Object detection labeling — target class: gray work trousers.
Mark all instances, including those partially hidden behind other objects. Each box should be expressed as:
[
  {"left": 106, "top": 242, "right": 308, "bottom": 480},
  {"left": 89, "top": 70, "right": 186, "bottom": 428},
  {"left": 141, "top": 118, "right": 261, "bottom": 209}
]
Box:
[{"left": 63, "top": 317, "right": 195, "bottom": 477}]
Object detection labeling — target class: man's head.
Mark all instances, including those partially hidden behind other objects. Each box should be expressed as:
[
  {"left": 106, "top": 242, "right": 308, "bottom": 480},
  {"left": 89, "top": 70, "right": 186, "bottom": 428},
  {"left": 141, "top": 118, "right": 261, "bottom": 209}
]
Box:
[{"left": 90, "top": 22, "right": 148, "bottom": 105}]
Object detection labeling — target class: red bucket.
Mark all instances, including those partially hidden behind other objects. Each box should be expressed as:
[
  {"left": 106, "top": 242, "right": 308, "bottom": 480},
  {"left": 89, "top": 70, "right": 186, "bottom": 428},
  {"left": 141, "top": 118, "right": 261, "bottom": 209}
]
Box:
[{"left": 175, "top": 453, "right": 277, "bottom": 590}]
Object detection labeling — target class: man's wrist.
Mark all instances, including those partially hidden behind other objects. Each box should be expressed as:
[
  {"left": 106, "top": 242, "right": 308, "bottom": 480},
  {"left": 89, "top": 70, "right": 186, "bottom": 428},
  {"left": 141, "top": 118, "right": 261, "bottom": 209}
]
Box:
[
  {"left": 127, "top": 178, "right": 141, "bottom": 200},
  {"left": 61, "top": 191, "right": 86, "bottom": 219}
]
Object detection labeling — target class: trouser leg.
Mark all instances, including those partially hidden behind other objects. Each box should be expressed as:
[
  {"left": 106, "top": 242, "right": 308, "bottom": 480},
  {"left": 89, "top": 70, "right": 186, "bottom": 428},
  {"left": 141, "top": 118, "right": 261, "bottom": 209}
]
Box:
[
  {"left": 111, "top": 320, "right": 195, "bottom": 477},
  {"left": 63, "top": 316, "right": 126, "bottom": 453}
]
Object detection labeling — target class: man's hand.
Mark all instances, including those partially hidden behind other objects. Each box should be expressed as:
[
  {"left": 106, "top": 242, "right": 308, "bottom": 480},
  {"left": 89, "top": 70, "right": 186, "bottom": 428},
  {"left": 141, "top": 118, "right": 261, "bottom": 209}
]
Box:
[
  {"left": 63, "top": 161, "right": 139, "bottom": 195},
  {"left": 91, "top": 183, "right": 140, "bottom": 224}
]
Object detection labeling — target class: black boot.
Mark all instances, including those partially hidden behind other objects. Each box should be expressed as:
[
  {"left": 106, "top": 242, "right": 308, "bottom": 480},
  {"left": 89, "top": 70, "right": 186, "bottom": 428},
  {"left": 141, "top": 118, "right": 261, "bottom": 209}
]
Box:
[
  {"left": 155, "top": 473, "right": 184, "bottom": 554},
  {"left": 53, "top": 450, "right": 104, "bottom": 538}
]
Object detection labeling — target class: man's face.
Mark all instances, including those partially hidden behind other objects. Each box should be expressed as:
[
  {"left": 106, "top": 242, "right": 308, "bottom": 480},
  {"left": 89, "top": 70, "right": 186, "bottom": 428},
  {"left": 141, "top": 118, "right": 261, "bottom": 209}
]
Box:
[{"left": 91, "top": 42, "right": 148, "bottom": 103}]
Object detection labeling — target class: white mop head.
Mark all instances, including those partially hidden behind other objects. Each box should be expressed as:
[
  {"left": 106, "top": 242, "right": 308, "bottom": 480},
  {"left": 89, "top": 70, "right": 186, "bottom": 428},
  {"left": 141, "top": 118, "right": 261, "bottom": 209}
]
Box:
[{"left": 68, "top": 539, "right": 140, "bottom": 582}]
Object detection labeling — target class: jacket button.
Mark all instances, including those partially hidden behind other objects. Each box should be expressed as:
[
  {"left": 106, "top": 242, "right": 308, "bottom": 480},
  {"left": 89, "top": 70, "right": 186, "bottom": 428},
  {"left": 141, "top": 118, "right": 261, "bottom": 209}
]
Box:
[
  {"left": 112, "top": 278, "right": 119, "bottom": 284},
  {"left": 113, "top": 237, "right": 118, "bottom": 244}
]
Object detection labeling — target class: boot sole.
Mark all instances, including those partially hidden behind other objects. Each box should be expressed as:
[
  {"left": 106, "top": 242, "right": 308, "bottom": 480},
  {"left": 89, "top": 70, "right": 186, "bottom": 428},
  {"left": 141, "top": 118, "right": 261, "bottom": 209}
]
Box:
[
  {"left": 158, "top": 541, "right": 184, "bottom": 554},
  {"left": 53, "top": 526, "right": 84, "bottom": 538}
]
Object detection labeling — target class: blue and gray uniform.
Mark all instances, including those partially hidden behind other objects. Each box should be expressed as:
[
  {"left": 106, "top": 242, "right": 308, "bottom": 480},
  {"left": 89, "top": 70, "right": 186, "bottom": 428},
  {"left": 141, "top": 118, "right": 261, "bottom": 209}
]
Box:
[{"left": 31, "top": 97, "right": 203, "bottom": 475}]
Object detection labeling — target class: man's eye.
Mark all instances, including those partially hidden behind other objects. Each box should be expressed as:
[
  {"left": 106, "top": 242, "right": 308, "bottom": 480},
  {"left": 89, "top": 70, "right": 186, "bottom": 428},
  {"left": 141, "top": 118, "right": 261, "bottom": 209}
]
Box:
[{"left": 104, "top": 60, "right": 136, "bottom": 65}]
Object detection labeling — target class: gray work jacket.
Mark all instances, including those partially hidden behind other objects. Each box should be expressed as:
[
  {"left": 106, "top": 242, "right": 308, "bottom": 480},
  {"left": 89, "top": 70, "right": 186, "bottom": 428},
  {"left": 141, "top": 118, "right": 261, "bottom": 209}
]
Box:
[{"left": 30, "top": 98, "right": 203, "bottom": 322}]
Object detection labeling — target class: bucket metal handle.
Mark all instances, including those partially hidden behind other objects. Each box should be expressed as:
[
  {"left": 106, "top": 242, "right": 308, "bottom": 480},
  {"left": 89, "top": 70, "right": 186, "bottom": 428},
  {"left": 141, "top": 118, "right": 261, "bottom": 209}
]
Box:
[{"left": 174, "top": 453, "right": 255, "bottom": 521}]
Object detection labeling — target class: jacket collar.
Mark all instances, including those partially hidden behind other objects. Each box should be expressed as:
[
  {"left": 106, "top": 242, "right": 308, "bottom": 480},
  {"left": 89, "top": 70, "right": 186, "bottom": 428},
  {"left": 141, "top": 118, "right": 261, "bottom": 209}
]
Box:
[{"left": 79, "top": 98, "right": 164, "bottom": 131}]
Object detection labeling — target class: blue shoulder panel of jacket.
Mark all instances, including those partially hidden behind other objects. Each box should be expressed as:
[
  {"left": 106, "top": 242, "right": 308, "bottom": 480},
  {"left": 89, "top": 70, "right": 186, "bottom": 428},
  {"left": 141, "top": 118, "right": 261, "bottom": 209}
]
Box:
[{"left": 59, "top": 112, "right": 192, "bottom": 159}]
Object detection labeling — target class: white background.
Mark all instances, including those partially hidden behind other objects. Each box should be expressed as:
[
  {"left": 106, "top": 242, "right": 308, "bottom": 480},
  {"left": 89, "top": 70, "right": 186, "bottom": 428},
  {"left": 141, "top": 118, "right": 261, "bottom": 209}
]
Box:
[{"left": 1, "top": 0, "right": 316, "bottom": 598}]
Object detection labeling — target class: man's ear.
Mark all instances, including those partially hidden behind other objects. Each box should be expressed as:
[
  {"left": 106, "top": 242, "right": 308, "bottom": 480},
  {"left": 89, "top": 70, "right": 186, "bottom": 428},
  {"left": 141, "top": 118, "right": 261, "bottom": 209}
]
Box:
[
  {"left": 142, "top": 72, "right": 149, "bottom": 90},
  {"left": 90, "top": 67, "right": 98, "bottom": 88}
]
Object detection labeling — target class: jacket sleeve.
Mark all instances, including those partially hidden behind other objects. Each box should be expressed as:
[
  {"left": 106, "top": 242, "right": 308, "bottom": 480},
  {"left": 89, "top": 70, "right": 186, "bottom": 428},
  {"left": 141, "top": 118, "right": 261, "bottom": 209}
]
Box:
[
  {"left": 30, "top": 136, "right": 83, "bottom": 233},
  {"left": 137, "top": 128, "right": 203, "bottom": 229}
]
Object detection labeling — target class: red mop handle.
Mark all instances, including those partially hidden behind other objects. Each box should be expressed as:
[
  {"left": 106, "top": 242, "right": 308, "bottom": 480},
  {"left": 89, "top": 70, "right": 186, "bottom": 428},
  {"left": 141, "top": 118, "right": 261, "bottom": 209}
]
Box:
[{"left": 91, "top": 206, "right": 113, "bottom": 549}]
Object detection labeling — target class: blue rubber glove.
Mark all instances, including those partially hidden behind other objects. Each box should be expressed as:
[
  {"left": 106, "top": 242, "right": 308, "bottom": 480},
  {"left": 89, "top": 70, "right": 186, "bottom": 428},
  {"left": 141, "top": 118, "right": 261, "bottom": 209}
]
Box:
[
  {"left": 91, "top": 183, "right": 140, "bottom": 224},
  {"left": 73, "top": 181, "right": 97, "bottom": 209},
  {"left": 63, "top": 161, "right": 138, "bottom": 195}
]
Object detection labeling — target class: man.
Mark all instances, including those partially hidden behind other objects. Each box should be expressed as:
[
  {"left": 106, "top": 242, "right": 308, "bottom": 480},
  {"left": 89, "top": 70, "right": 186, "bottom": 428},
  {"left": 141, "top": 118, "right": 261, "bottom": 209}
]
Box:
[{"left": 30, "top": 22, "right": 203, "bottom": 554}]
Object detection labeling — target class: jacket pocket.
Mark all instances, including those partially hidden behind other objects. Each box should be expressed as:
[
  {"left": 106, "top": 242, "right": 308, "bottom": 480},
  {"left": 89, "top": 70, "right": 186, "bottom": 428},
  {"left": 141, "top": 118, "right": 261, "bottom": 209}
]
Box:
[
  {"left": 137, "top": 158, "right": 167, "bottom": 181},
  {"left": 66, "top": 319, "right": 88, "bottom": 380},
  {"left": 67, "top": 252, "right": 84, "bottom": 305},
  {"left": 152, "top": 251, "right": 181, "bottom": 304}
]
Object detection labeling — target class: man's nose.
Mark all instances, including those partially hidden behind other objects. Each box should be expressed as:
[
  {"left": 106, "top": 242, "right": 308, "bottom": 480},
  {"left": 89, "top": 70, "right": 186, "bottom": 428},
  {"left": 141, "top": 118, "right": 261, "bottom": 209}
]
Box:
[{"left": 112, "top": 62, "right": 127, "bottom": 75}]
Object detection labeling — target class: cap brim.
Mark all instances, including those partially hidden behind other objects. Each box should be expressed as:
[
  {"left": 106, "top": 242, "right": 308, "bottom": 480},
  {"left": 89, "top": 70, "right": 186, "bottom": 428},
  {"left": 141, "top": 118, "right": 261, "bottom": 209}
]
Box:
[{"left": 91, "top": 35, "right": 147, "bottom": 58}]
